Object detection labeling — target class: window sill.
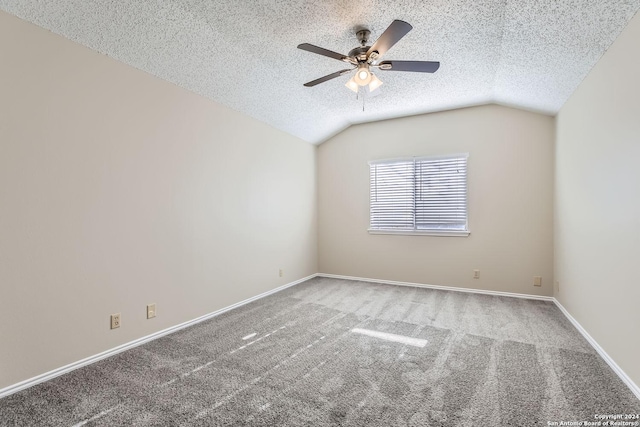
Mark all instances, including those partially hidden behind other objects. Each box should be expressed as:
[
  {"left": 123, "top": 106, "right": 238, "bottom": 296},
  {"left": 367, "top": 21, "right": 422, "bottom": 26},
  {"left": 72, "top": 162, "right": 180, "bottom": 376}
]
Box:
[{"left": 368, "top": 229, "right": 470, "bottom": 237}]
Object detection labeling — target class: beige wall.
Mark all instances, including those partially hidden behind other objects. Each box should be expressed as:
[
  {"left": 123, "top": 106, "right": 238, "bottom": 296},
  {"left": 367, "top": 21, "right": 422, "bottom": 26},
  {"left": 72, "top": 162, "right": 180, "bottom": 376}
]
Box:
[
  {"left": 318, "top": 105, "right": 555, "bottom": 295},
  {"left": 0, "top": 11, "right": 317, "bottom": 389},
  {"left": 555, "top": 12, "right": 640, "bottom": 387}
]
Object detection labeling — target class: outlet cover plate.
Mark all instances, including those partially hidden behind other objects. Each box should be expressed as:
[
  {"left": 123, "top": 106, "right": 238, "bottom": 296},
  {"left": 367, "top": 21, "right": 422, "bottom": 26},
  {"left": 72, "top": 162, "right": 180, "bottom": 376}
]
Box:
[
  {"left": 147, "top": 304, "right": 156, "bottom": 319},
  {"left": 110, "top": 313, "right": 121, "bottom": 329}
]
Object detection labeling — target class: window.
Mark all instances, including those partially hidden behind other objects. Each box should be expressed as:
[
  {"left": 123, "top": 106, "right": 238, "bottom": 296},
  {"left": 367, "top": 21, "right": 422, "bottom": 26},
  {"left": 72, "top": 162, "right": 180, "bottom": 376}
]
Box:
[{"left": 369, "top": 154, "right": 469, "bottom": 236}]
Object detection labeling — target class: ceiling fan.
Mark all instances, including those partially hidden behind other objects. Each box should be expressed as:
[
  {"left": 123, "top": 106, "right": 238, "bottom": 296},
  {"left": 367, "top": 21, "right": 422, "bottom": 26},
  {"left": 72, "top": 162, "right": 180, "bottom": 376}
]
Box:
[{"left": 297, "top": 20, "right": 440, "bottom": 94}]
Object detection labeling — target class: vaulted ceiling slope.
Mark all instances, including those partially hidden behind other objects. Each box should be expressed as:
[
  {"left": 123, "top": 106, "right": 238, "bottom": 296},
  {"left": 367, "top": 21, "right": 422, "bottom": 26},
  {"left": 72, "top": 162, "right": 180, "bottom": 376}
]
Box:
[{"left": 2, "top": 1, "right": 639, "bottom": 144}]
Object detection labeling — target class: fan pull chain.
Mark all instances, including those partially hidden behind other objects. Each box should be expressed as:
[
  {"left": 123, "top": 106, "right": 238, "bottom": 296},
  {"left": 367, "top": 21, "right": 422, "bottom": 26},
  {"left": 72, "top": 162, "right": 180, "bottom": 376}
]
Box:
[{"left": 356, "top": 89, "right": 366, "bottom": 112}]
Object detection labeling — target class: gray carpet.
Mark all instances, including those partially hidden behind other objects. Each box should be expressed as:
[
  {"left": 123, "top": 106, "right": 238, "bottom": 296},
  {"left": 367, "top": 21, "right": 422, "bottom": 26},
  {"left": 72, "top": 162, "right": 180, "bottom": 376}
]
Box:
[{"left": 1, "top": 277, "right": 638, "bottom": 426}]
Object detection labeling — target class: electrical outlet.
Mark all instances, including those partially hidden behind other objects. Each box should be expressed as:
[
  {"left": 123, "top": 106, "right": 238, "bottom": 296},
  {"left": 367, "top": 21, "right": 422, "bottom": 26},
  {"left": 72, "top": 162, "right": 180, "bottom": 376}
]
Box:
[
  {"left": 110, "top": 313, "right": 121, "bottom": 329},
  {"left": 473, "top": 270, "right": 480, "bottom": 279},
  {"left": 555, "top": 280, "right": 560, "bottom": 292},
  {"left": 279, "top": 269, "right": 283, "bottom": 277},
  {"left": 534, "top": 276, "right": 542, "bottom": 287},
  {"left": 147, "top": 303, "right": 156, "bottom": 319}
]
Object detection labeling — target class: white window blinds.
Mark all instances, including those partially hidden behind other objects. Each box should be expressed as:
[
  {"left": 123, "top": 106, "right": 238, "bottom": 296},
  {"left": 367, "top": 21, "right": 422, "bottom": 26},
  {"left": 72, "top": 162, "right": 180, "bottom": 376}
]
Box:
[
  {"left": 369, "top": 154, "right": 468, "bottom": 235},
  {"left": 369, "top": 160, "right": 415, "bottom": 230}
]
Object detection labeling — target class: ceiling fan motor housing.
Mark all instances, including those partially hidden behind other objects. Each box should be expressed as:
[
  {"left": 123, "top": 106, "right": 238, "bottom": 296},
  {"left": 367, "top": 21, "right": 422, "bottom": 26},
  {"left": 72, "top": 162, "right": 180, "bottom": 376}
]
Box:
[{"left": 348, "top": 46, "right": 371, "bottom": 62}]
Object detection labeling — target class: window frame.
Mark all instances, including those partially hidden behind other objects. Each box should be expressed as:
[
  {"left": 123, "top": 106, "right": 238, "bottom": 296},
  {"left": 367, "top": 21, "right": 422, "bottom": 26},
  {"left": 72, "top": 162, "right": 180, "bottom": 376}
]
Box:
[{"left": 368, "top": 154, "right": 470, "bottom": 237}]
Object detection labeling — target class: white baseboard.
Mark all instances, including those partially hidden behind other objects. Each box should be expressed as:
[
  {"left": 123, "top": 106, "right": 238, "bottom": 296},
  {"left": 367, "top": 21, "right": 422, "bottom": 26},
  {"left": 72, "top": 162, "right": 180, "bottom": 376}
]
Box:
[
  {"left": 552, "top": 299, "right": 640, "bottom": 400},
  {"left": 0, "top": 274, "right": 318, "bottom": 399},
  {"left": 317, "top": 273, "right": 555, "bottom": 301}
]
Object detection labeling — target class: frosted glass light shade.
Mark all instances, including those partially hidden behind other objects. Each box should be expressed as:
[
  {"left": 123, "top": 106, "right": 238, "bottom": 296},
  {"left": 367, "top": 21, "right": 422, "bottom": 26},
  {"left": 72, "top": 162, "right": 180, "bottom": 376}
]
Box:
[
  {"left": 345, "top": 76, "right": 359, "bottom": 93},
  {"left": 354, "top": 65, "right": 372, "bottom": 86},
  {"left": 368, "top": 74, "right": 383, "bottom": 92}
]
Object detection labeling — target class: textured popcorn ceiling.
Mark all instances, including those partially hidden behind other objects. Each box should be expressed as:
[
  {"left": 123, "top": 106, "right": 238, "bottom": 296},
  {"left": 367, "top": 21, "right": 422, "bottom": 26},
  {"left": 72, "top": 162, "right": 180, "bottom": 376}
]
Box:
[{"left": 1, "top": 1, "right": 639, "bottom": 144}]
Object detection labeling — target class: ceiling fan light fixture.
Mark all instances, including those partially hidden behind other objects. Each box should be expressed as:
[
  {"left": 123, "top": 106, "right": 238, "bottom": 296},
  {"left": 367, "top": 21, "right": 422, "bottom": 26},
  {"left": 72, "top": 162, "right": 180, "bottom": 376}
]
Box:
[
  {"left": 354, "top": 65, "right": 372, "bottom": 86},
  {"left": 298, "top": 20, "right": 440, "bottom": 101},
  {"left": 368, "top": 74, "right": 383, "bottom": 92},
  {"left": 345, "top": 76, "right": 359, "bottom": 93}
]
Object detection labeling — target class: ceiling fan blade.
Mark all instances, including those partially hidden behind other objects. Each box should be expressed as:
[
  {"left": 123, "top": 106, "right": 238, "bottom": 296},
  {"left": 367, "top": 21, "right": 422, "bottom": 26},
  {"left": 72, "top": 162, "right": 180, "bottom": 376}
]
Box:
[
  {"left": 298, "top": 43, "right": 350, "bottom": 62},
  {"left": 367, "top": 20, "right": 413, "bottom": 58},
  {"left": 378, "top": 60, "right": 440, "bottom": 73},
  {"left": 303, "top": 69, "right": 353, "bottom": 87}
]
